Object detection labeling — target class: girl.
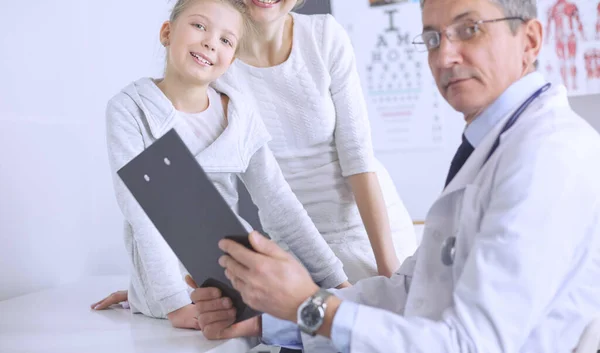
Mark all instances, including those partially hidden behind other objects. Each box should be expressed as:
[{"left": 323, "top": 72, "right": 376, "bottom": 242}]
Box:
[
  {"left": 212, "top": 0, "right": 417, "bottom": 282},
  {"left": 94, "top": 0, "right": 349, "bottom": 329}
]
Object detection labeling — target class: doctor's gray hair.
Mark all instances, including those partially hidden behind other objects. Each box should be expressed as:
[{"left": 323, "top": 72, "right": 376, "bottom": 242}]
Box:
[{"left": 419, "top": 0, "right": 538, "bottom": 33}]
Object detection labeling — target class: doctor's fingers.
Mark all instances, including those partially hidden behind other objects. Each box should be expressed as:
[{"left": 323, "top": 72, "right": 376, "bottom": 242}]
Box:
[
  {"left": 218, "top": 238, "right": 266, "bottom": 268},
  {"left": 225, "top": 268, "right": 249, "bottom": 295},
  {"left": 219, "top": 254, "right": 251, "bottom": 279},
  {"left": 190, "top": 287, "right": 222, "bottom": 303},
  {"left": 202, "top": 322, "right": 234, "bottom": 340},
  {"left": 185, "top": 275, "right": 199, "bottom": 289},
  {"left": 195, "top": 296, "right": 233, "bottom": 314},
  {"left": 197, "top": 308, "right": 237, "bottom": 329}
]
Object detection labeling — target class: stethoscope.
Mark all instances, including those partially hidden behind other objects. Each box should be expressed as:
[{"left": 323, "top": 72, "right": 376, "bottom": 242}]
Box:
[{"left": 440, "top": 83, "right": 552, "bottom": 267}]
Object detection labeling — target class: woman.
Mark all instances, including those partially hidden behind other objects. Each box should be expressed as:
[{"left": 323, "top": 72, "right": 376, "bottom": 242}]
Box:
[{"left": 213, "top": 0, "right": 416, "bottom": 282}]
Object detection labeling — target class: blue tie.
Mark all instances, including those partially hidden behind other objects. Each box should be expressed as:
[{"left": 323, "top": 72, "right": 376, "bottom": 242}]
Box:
[{"left": 445, "top": 134, "right": 474, "bottom": 187}]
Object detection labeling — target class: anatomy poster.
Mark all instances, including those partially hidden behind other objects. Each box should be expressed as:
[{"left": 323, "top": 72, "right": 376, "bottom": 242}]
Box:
[
  {"left": 538, "top": 0, "right": 600, "bottom": 96},
  {"left": 331, "top": 0, "right": 457, "bottom": 152}
]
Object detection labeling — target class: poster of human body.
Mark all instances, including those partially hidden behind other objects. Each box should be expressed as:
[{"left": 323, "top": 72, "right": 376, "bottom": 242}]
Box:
[{"left": 538, "top": 0, "right": 600, "bottom": 95}]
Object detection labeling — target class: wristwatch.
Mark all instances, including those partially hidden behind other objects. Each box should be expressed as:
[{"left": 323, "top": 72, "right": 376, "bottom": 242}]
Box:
[{"left": 297, "top": 289, "right": 333, "bottom": 336}]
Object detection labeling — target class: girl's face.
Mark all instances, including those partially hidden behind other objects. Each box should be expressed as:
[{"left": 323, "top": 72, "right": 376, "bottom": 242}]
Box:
[
  {"left": 162, "top": 0, "right": 243, "bottom": 85},
  {"left": 243, "top": 0, "right": 297, "bottom": 25}
]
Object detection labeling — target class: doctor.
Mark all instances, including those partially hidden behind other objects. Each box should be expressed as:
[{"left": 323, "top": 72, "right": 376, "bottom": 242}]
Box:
[{"left": 190, "top": 0, "right": 600, "bottom": 352}]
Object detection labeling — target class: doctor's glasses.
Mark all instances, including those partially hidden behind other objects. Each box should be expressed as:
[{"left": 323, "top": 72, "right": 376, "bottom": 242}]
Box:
[{"left": 412, "top": 17, "right": 526, "bottom": 52}]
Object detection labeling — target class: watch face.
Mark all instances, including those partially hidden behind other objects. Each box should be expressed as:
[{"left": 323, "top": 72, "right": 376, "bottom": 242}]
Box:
[{"left": 301, "top": 304, "right": 323, "bottom": 328}]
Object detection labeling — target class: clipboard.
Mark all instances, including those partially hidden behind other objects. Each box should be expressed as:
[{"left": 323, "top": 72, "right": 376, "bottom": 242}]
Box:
[{"left": 117, "top": 128, "right": 261, "bottom": 323}]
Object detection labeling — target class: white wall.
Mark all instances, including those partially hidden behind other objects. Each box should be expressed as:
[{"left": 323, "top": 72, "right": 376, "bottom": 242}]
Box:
[
  {"left": 0, "top": 0, "right": 172, "bottom": 301},
  {"left": 570, "top": 95, "right": 600, "bottom": 133},
  {"left": 1, "top": 1, "right": 598, "bottom": 302}
]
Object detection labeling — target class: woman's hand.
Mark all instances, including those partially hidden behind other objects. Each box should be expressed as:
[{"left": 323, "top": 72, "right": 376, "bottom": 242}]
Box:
[{"left": 335, "top": 281, "right": 352, "bottom": 289}]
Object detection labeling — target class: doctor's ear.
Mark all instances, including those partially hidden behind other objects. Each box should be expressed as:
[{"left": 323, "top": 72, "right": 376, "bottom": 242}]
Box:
[
  {"left": 522, "top": 19, "right": 543, "bottom": 71},
  {"left": 159, "top": 21, "right": 172, "bottom": 47}
]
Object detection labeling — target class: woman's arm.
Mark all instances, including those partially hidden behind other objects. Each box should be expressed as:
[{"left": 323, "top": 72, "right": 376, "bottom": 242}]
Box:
[
  {"left": 320, "top": 15, "right": 400, "bottom": 277},
  {"left": 239, "top": 145, "right": 349, "bottom": 289},
  {"left": 348, "top": 173, "right": 399, "bottom": 276}
]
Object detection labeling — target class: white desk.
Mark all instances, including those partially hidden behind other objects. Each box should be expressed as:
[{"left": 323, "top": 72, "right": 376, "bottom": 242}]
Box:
[{"left": 0, "top": 276, "right": 257, "bottom": 353}]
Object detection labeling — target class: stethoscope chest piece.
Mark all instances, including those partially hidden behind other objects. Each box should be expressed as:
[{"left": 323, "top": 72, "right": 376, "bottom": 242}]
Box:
[{"left": 441, "top": 236, "right": 456, "bottom": 266}]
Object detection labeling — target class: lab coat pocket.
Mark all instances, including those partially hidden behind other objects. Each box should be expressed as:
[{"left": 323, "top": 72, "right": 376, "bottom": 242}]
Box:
[{"left": 453, "top": 184, "right": 483, "bottom": 275}]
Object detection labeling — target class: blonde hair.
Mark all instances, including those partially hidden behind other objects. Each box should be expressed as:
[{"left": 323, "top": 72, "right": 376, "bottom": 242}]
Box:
[{"left": 168, "top": 0, "right": 254, "bottom": 54}]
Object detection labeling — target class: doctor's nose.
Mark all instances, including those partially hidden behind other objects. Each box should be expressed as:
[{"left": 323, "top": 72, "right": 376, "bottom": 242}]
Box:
[{"left": 432, "top": 36, "right": 463, "bottom": 70}]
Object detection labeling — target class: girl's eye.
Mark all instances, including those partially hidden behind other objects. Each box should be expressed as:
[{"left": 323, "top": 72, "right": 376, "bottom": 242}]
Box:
[
  {"left": 221, "top": 38, "right": 232, "bottom": 46},
  {"left": 193, "top": 23, "right": 206, "bottom": 30}
]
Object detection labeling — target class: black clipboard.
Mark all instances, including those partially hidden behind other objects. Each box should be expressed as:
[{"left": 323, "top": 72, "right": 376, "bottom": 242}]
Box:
[{"left": 117, "top": 128, "right": 261, "bottom": 323}]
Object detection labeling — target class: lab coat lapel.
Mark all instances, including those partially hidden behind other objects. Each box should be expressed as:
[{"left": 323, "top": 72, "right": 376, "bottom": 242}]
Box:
[{"left": 442, "top": 118, "right": 508, "bottom": 197}]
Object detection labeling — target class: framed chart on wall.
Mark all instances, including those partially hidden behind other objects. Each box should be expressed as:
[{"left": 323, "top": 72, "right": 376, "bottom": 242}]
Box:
[{"left": 330, "top": 0, "right": 464, "bottom": 219}]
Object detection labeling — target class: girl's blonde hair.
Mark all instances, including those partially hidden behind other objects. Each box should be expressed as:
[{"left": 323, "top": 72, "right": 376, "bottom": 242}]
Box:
[{"left": 168, "top": 0, "right": 255, "bottom": 54}]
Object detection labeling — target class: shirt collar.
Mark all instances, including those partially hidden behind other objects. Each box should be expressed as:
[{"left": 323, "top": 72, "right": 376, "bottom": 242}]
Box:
[{"left": 464, "top": 71, "right": 547, "bottom": 148}]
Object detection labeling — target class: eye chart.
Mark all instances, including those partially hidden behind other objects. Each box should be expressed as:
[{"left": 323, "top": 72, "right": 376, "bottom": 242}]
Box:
[{"left": 331, "top": 0, "right": 456, "bottom": 152}]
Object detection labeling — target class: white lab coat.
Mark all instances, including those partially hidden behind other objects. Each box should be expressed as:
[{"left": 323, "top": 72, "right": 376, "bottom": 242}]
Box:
[{"left": 302, "top": 84, "right": 600, "bottom": 353}]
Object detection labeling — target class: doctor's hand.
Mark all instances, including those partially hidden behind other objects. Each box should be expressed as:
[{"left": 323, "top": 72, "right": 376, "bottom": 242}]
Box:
[
  {"left": 219, "top": 231, "right": 320, "bottom": 323},
  {"left": 186, "top": 276, "right": 261, "bottom": 339}
]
